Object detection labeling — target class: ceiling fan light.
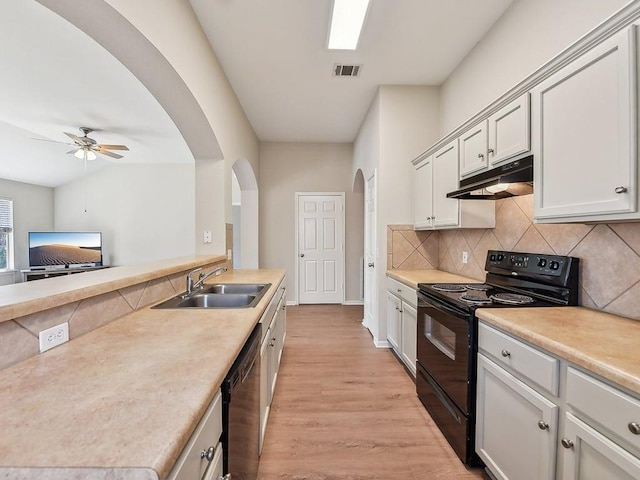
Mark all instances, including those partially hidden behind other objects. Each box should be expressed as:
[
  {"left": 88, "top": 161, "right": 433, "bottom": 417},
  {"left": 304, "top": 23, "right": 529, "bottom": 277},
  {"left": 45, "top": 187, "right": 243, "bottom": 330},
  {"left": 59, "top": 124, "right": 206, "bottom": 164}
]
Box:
[
  {"left": 74, "top": 149, "right": 85, "bottom": 159},
  {"left": 86, "top": 150, "right": 97, "bottom": 161}
]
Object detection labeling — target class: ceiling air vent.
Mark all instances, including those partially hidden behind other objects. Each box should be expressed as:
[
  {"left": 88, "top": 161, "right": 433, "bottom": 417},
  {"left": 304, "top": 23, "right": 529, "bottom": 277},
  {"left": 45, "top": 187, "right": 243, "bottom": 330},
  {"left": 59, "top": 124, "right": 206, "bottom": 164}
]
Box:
[{"left": 333, "top": 64, "right": 362, "bottom": 77}]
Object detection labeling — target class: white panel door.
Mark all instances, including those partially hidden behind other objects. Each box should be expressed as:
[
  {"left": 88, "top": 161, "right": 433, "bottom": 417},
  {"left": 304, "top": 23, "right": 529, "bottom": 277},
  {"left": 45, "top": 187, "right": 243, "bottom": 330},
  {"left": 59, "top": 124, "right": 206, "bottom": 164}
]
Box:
[
  {"left": 363, "top": 173, "right": 377, "bottom": 333},
  {"left": 297, "top": 194, "right": 344, "bottom": 304}
]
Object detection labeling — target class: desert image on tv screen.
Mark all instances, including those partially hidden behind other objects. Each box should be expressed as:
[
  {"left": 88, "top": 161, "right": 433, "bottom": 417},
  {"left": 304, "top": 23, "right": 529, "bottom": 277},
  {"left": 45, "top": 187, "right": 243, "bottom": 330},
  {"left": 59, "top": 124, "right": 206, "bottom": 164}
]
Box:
[{"left": 29, "top": 232, "right": 102, "bottom": 267}]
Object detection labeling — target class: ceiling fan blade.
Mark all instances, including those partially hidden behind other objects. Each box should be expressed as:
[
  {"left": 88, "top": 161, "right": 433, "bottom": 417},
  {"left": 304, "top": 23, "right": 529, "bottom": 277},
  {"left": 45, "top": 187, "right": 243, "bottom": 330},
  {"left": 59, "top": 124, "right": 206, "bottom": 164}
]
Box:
[
  {"left": 66, "top": 148, "right": 80, "bottom": 155},
  {"left": 97, "top": 149, "right": 123, "bottom": 159},
  {"left": 64, "top": 132, "right": 86, "bottom": 145},
  {"left": 32, "top": 137, "right": 72, "bottom": 145},
  {"left": 96, "top": 144, "right": 129, "bottom": 151}
]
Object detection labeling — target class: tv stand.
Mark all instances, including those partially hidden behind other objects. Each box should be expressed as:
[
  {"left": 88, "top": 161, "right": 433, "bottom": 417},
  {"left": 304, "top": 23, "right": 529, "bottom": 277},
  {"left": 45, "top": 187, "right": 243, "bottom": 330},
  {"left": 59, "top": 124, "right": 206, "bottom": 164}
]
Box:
[{"left": 21, "top": 266, "right": 109, "bottom": 282}]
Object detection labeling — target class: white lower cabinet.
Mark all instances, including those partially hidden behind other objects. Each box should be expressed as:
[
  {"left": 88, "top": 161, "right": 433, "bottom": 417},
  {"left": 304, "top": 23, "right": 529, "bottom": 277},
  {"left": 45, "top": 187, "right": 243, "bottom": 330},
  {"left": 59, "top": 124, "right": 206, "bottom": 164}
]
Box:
[
  {"left": 386, "top": 277, "right": 417, "bottom": 377},
  {"left": 476, "top": 354, "right": 558, "bottom": 480},
  {"left": 168, "top": 390, "right": 224, "bottom": 480},
  {"left": 561, "top": 413, "right": 640, "bottom": 480},
  {"left": 259, "top": 282, "right": 287, "bottom": 455},
  {"left": 478, "top": 321, "right": 640, "bottom": 480}
]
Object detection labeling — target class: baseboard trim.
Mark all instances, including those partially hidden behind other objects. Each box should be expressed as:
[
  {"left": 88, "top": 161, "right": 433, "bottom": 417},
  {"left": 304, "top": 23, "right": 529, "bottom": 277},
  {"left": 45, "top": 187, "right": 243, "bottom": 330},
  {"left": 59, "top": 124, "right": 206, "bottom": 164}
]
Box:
[
  {"left": 343, "top": 300, "right": 364, "bottom": 306},
  {"left": 374, "top": 339, "right": 391, "bottom": 349}
]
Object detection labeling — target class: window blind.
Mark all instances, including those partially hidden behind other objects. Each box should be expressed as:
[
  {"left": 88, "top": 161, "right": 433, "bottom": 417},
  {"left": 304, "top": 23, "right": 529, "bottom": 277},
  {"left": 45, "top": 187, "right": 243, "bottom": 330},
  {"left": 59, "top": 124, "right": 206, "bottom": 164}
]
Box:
[{"left": 0, "top": 198, "right": 13, "bottom": 233}]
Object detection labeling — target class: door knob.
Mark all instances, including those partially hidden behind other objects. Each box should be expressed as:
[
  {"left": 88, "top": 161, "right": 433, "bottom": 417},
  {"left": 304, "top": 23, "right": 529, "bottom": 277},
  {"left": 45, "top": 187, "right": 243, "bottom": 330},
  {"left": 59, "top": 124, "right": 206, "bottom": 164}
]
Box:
[
  {"left": 300, "top": 254, "right": 304, "bottom": 257},
  {"left": 368, "top": 262, "right": 374, "bottom": 267}
]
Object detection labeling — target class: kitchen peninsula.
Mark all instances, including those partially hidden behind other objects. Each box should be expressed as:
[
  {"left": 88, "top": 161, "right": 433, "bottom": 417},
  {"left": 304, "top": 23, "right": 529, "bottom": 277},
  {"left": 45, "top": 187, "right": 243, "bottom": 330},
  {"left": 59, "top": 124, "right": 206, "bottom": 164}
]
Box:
[{"left": 0, "top": 257, "right": 285, "bottom": 480}]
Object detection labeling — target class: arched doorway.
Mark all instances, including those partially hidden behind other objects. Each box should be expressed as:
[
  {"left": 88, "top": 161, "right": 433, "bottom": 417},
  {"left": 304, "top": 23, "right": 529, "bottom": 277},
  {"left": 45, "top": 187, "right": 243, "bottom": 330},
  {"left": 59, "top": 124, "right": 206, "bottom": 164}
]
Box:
[{"left": 232, "top": 158, "right": 259, "bottom": 268}]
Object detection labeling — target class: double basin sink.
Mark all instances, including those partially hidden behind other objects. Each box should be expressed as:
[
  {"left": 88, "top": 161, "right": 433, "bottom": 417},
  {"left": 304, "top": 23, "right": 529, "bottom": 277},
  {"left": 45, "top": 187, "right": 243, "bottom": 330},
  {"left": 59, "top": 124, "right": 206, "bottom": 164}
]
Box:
[{"left": 153, "top": 283, "right": 271, "bottom": 309}]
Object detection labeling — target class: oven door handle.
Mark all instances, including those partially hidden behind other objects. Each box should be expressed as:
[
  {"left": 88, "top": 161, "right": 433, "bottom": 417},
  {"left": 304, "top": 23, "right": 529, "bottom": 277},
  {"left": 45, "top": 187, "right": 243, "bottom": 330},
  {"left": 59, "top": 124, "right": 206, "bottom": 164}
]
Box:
[{"left": 419, "top": 295, "right": 467, "bottom": 319}]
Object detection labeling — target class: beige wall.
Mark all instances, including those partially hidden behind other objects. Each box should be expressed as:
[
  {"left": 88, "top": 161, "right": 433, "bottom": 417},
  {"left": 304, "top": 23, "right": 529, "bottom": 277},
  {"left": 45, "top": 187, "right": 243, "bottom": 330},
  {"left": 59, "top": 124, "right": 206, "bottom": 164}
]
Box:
[
  {"left": 439, "top": 0, "right": 629, "bottom": 134},
  {"left": 387, "top": 195, "right": 640, "bottom": 322},
  {"left": 259, "top": 142, "right": 363, "bottom": 303}
]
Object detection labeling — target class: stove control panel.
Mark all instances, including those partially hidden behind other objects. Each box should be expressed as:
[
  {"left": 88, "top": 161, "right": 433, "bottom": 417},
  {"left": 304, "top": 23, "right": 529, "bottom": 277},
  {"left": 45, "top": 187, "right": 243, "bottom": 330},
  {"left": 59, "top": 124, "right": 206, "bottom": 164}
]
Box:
[{"left": 486, "top": 250, "right": 571, "bottom": 277}]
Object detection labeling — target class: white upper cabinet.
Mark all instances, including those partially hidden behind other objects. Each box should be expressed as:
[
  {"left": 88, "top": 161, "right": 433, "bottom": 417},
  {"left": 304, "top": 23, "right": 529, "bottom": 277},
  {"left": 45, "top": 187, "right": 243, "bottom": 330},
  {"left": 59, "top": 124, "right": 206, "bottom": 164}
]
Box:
[
  {"left": 432, "top": 141, "right": 462, "bottom": 228},
  {"left": 414, "top": 156, "right": 434, "bottom": 229},
  {"left": 459, "top": 94, "right": 530, "bottom": 179},
  {"left": 460, "top": 121, "right": 488, "bottom": 177},
  {"left": 414, "top": 140, "right": 495, "bottom": 230},
  {"left": 531, "top": 26, "right": 638, "bottom": 223},
  {"left": 487, "top": 94, "right": 530, "bottom": 167}
]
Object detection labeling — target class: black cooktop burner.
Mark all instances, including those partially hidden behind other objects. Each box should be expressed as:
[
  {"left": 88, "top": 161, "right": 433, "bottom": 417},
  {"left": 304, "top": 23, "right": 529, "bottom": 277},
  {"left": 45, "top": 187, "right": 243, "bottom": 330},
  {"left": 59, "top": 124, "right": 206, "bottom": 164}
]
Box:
[
  {"left": 432, "top": 284, "right": 467, "bottom": 292},
  {"left": 460, "top": 293, "right": 492, "bottom": 304},
  {"left": 490, "top": 293, "right": 534, "bottom": 305}
]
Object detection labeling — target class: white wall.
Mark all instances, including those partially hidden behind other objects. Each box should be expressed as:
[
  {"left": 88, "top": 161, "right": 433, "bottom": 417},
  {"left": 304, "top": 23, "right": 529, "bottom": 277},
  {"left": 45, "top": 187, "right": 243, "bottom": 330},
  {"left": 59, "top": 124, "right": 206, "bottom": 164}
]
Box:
[
  {"left": 0, "top": 178, "right": 54, "bottom": 275},
  {"left": 440, "top": 0, "right": 630, "bottom": 134},
  {"left": 54, "top": 164, "right": 195, "bottom": 266},
  {"left": 259, "top": 142, "right": 363, "bottom": 303},
  {"left": 103, "top": 0, "right": 260, "bottom": 253},
  {"left": 353, "top": 86, "right": 441, "bottom": 345}
]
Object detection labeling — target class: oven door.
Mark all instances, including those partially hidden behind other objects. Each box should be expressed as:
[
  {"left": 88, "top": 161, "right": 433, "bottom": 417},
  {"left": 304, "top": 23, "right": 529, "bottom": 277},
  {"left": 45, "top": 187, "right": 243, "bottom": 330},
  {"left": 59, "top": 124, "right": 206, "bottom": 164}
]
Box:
[{"left": 416, "top": 292, "right": 471, "bottom": 414}]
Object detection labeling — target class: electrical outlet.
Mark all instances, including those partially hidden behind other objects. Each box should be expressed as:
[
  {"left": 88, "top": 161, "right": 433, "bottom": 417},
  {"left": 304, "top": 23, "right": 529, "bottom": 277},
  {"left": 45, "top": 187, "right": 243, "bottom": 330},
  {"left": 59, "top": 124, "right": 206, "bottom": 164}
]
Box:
[
  {"left": 227, "top": 249, "right": 232, "bottom": 260},
  {"left": 39, "top": 322, "right": 69, "bottom": 353},
  {"left": 462, "top": 251, "right": 468, "bottom": 264}
]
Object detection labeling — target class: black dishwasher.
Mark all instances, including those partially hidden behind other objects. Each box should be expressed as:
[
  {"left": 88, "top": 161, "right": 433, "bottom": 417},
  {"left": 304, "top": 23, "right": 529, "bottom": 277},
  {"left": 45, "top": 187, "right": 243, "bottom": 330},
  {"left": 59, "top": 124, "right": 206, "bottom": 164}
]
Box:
[{"left": 222, "top": 323, "right": 261, "bottom": 480}]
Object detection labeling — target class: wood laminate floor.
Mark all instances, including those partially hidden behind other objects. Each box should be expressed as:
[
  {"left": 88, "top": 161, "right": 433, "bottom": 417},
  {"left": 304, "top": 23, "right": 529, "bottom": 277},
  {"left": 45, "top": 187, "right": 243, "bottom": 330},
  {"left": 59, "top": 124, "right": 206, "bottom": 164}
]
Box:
[{"left": 257, "top": 304, "right": 490, "bottom": 480}]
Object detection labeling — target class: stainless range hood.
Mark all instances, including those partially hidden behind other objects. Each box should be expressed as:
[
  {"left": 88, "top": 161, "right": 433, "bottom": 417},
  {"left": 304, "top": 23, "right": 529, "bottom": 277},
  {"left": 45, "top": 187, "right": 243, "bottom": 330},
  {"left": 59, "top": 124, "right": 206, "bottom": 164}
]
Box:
[{"left": 447, "top": 155, "right": 533, "bottom": 200}]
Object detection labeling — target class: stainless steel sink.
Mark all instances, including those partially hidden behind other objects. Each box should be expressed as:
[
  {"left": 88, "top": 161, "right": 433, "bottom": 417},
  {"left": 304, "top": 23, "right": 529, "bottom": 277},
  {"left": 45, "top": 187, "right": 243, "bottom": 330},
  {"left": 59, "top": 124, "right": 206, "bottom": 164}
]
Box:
[
  {"left": 152, "top": 283, "right": 271, "bottom": 309},
  {"left": 201, "top": 283, "right": 269, "bottom": 295}
]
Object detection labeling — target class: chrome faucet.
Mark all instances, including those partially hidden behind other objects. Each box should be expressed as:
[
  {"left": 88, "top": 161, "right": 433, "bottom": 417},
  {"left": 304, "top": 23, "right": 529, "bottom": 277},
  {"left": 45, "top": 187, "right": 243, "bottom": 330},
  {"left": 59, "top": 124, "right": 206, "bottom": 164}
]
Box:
[{"left": 185, "top": 265, "right": 228, "bottom": 296}]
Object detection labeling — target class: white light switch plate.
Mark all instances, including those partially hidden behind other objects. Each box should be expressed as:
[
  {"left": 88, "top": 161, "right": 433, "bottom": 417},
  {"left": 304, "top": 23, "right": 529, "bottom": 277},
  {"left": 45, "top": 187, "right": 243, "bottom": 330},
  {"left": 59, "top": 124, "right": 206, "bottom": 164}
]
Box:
[
  {"left": 203, "top": 231, "right": 212, "bottom": 244},
  {"left": 39, "top": 322, "right": 69, "bottom": 352}
]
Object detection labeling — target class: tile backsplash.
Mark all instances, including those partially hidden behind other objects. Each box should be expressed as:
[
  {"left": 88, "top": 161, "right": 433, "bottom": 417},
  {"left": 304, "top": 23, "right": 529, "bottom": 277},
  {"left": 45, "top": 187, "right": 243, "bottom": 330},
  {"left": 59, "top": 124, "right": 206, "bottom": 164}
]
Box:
[{"left": 389, "top": 194, "right": 640, "bottom": 322}]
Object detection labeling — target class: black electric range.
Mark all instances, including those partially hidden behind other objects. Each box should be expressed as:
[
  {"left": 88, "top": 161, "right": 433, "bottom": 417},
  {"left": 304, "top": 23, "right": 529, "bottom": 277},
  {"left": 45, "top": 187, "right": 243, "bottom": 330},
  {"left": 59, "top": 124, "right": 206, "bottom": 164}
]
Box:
[{"left": 415, "top": 250, "right": 579, "bottom": 465}]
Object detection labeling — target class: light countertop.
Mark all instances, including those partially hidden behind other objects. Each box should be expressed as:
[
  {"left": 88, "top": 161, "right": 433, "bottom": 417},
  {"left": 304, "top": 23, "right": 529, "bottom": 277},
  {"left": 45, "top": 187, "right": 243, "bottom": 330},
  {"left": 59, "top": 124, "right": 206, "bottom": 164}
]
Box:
[
  {"left": 0, "top": 255, "right": 228, "bottom": 323},
  {"left": 477, "top": 307, "right": 640, "bottom": 397},
  {"left": 387, "top": 269, "right": 477, "bottom": 288},
  {"left": 0, "top": 268, "right": 286, "bottom": 480}
]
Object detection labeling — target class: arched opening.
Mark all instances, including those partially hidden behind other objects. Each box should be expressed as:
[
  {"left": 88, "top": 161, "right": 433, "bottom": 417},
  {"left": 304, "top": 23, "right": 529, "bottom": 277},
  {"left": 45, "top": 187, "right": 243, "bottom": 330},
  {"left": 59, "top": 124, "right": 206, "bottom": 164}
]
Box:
[{"left": 232, "top": 158, "right": 259, "bottom": 268}]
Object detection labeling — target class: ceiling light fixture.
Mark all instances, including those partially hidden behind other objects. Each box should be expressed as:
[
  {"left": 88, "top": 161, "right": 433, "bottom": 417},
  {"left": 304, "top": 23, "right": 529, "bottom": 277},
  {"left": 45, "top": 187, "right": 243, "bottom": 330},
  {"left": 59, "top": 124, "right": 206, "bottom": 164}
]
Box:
[
  {"left": 74, "top": 148, "right": 97, "bottom": 161},
  {"left": 328, "top": 0, "right": 370, "bottom": 50}
]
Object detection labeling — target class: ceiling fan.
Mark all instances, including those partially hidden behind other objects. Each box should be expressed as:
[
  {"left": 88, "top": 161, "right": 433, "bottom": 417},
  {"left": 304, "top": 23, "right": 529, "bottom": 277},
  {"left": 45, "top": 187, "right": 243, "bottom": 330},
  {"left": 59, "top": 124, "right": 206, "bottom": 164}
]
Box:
[{"left": 63, "top": 127, "right": 129, "bottom": 160}]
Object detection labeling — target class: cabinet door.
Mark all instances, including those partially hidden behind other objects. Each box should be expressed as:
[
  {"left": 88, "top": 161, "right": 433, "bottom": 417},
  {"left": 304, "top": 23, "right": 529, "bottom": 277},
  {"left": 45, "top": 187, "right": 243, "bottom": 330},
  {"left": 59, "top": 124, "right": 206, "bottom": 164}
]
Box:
[
  {"left": 561, "top": 413, "right": 640, "bottom": 480},
  {"left": 386, "top": 291, "right": 402, "bottom": 353},
  {"left": 259, "top": 330, "right": 270, "bottom": 455},
  {"left": 268, "top": 316, "right": 279, "bottom": 405},
  {"left": 532, "top": 26, "right": 637, "bottom": 221},
  {"left": 414, "top": 158, "right": 434, "bottom": 229},
  {"left": 400, "top": 302, "right": 416, "bottom": 377},
  {"left": 459, "top": 121, "right": 488, "bottom": 177},
  {"left": 488, "top": 93, "right": 530, "bottom": 166},
  {"left": 476, "top": 354, "right": 558, "bottom": 480},
  {"left": 433, "top": 140, "right": 460, "bottom": 228}
]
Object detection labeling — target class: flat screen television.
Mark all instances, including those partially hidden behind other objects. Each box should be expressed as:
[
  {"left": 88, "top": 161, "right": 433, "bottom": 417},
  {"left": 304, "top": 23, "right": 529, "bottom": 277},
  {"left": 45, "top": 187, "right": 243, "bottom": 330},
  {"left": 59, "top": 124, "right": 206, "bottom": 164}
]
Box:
[{"left": 28, "top": 232, "right": 103, "bottom": 269}]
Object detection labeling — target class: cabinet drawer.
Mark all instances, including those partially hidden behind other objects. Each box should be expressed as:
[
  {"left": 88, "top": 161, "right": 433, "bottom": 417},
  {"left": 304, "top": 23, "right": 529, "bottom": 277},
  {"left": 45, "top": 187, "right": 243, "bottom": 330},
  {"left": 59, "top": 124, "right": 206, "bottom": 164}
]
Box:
[
  {"left": 387, "top": 277, "right": 417, "bottom": 306},
  {"left": 168, "top": 390, "right": 223, "bottom": 480},
  {"left": 567, "top": 367, "right": 640, "bottom": 453},
  {"left": 478, "top": 323, "right": 559, "bottom": 396}
]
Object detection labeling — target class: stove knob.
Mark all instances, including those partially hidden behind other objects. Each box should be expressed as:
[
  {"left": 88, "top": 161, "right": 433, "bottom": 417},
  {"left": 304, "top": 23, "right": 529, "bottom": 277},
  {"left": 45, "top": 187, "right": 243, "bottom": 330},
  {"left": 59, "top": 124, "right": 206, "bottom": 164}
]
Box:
[
  {"left": 537, "top": 258, "right": 547, "bottom": 268},
  {"left": 489, "top": 254, "right": 496, "bottom": 262},
  {"left": 550, "top": 261, "right": 560, "bottom": 270},
  {"left": 497, "top": 254, "right": 504, "bottom": 261}
]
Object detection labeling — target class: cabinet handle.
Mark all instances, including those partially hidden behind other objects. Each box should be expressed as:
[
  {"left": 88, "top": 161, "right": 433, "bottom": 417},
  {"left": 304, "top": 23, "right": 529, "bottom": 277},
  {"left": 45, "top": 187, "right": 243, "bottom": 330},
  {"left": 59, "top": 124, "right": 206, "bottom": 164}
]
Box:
[
  {"left": 478, "top": 153, "right": 484, "bottom": 159},
  {"left": 629, "top": 422, "right": 640, "bottom": 435},
  {"left": 488, "top": 148, "right": 495, "bottom": 155},
  {"left": 615, "top": 186, "right": 628, "bottom": 194},
  {"left": 219, "top": 475, "right": 232, "bottom": 480},
  {"left": 537, "top": 421, "right": 549, "bottom": 430},
  {"left": 501, "top": 349, "right": 511, "bottom": 358},
  {"left": 200, "top": 445, "right": 215, "bottom": 462},
  {"left": 368, "top": 262, "right": 375, "bottom": 268},
  {"left": 561, "top": 438, "right": 574, "bottom": 449}
]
